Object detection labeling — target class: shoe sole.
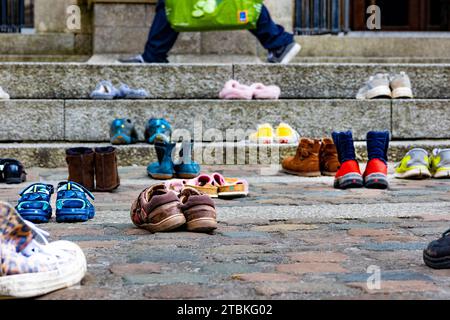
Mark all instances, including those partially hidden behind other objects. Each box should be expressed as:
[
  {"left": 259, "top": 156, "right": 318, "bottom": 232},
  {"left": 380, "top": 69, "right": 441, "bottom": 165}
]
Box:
[
  {"left": 148, "top": 173, "right": 174, "bottom": 180},
  {"left": 282, "top": 169, "right": 321, "bottom": 177},
  {"left": 140, "top": 213, "right": 186, "bottom": 233},
  {"left": 0, "top": 242, "right": 87, "bottom": 298},
  {"left": 365, "top": 86, "right": 392, "bottom": 99},
  {"left": 433, "top": 169, "right": 450, "bottom": 179},
  {"left": 187, "top": 217, "right": 217, "bottom": 233},
  {"left": 280, "top": 43, "right": 302, "bottom": 64},
  {"left": 334, "top": 173, "right": 364, "bottom": 189},
  {"left": 423, "top": 250, "right": 450, "bottom": 269},
  {"left": 17, "top": 209, "right": 51, "bottom": 224},
  {"left": 56, "top": 209, "right": 91, "bottom": 223},
  {"left": 218, "top": 191, "right": 248, "bottom": 199},
  {"left": 111, "top": 134, "right": 132, "bottom": 145},
  {"left": 5, "top": 176, "right": 26, "bottom": 184},
  {"left": 364, "top": 173, "right": 389, "bottom": 189},
  {"left": 392, "top": 87, "right": 413, "bottom": 99},
  {"left": 394, "top": 167, "right": 431, "bottom": 179}
]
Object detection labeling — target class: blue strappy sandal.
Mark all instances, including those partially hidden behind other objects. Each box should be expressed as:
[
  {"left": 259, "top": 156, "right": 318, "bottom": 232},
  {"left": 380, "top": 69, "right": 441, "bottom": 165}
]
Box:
[
  {"left": 55, "top": 181, "right": 95, "bottom": 223},
  {"left": 16, "top": 183, "right": 54, "bottom": 223}
]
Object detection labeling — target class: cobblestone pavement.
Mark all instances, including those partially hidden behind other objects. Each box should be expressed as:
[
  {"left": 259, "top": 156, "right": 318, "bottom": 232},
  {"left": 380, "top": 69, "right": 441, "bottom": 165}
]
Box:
[{"left": 1, "top": 164, "right": 450, "bottom": 300}]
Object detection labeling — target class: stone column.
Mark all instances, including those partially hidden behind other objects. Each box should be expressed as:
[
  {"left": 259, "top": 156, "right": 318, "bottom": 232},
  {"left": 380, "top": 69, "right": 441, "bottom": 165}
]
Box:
[{"left": 34, "top": 0, "right": 92, "bottom": 53}]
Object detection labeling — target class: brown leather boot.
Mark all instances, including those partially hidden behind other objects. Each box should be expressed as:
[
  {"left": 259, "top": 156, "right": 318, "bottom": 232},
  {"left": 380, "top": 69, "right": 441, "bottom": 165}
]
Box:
[
  {"left": 94, "top": 146, "right": 120, "bottom": 192},
  {"left": 66, "top": 147, "right": 95, "bottom": 191},
  {"left": 320, "top": 138, "right": 340, "bottom": 176},
  {"left": 281, "top": 138, "right": 321, "bottom": 176}
]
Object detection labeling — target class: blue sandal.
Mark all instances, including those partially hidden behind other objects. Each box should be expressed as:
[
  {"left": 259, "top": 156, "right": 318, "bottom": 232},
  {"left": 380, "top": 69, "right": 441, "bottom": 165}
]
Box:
[
  {"left": 56, "top": 181, "right": 95, "bottom": 223},
  {"left": 16, "top": 183, "right": 54, "bottom": 223}
]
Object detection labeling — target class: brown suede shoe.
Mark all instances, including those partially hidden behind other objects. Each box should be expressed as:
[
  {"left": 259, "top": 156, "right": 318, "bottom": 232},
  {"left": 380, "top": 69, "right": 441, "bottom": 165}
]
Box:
[
  {"left": 66, "top": 147, "right": 95, "bottom": 191},
  {"left": 179, "top": 187, "right": 217, "bottom": 233},
  {"left": 320, "top": 138, "right": 340, "bottom": 176},
  {"left": 130, "top": 184, "right": 186, "bottom": 233},
  {"left": 281, "top": 138, "right": 321, "bottom": 176},
  {"left": 95, "top": 147, "right": 120, "bottom": 192}
]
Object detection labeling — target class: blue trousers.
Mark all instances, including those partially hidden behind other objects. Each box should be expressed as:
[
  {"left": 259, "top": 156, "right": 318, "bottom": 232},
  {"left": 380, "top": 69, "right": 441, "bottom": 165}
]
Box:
[{"left": 142, "top": 0, "right": 294, "bottom": 62}]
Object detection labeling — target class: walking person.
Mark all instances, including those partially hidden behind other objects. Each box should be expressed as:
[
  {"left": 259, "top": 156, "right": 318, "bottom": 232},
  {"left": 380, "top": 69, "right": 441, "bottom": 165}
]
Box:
[{"left": 120, "top": 0, "right": 301, "bottom": 64}]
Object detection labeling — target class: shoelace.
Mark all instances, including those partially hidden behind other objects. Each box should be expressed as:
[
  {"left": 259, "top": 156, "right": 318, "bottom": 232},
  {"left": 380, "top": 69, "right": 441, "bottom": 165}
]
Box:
[{"left": 20, "top": 220, "right": 72, "bottom": 274}]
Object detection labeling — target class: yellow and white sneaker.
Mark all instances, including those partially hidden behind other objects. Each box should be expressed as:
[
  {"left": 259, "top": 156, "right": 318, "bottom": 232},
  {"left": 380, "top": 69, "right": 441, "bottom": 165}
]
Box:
[
  {"left": 394, "top": 148, "right": 431, "bottom": 179},
  {"left": 430, "top": 148, "right": 450, "bottom": 179},
  {"left": 249, "top": 123, "right": 274, "bottom": 144},
  {"left": 275, "top": 123, "right": 300, "bottom": 144}
]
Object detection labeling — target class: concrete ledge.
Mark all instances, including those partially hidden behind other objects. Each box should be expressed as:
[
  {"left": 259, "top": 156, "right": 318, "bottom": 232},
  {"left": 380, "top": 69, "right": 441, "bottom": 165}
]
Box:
[
  {"left": 0, "top": 34, "right": 77, "bottom": 55},
  {"left": 295, "top": 36, "right": 450, "bottom": 58},
  {"left": 3, "top": 140, "right": 450, "bottom": 168},
  {"left": 234, "top": 64, "right": 450, "bottom": 99},
  {"left": 0, "top": 100, "right": 64, "bottom": 141},
  {"left": 4, "top": 99, "right": 450, "bottom": 142},
  {"left": 392, "top": 100, "right": 450, "bottom": 139},
  {"left": 0, "top": 63, "right": 231, "bottom": 99},
  {"left": 0, "top": 63, "right": 448, "bottom": 99},
  {"left": 64, "top": 99, "right": 390, "bottom": 142}
]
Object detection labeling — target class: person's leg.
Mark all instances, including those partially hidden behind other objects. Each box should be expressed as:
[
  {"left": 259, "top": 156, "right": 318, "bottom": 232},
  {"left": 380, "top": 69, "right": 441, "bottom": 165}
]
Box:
[
  {"left": 120, "top": 0, "right": 178, "bottom": 63},
  {"left": 142, "top": 0, "right": 179, "bottom": 62},
  {"left": 249, "top": 5, "right": 293, "bottom": 50}
]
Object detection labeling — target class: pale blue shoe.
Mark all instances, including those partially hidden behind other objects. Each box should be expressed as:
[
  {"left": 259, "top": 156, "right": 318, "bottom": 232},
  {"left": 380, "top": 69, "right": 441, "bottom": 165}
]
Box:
[
  {"left": 90, "top": 81, "right": 120, "bottom": 100},
  {"left": 118, "top": 83, "right": 149, "bottom": 99}
]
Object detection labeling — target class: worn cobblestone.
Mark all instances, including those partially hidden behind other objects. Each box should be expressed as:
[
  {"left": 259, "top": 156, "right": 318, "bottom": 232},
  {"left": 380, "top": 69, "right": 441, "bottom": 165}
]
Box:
[{"left": 2, "top": 165, "right": 450, "bottom": 299}]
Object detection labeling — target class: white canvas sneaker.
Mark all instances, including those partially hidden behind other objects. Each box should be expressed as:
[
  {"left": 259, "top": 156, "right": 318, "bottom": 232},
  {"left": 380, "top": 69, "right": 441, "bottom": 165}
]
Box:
[{"left": 0, "top": 202, "right": 87, "bottom": 298}]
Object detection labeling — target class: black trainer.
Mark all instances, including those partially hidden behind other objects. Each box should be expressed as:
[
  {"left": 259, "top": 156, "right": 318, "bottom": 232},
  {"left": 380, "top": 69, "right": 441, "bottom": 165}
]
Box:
[
  {"left": 0, "top": 159, "right": 26, "bottom": 184},
  {"left": 267, "top": 42, "right": 301, "bottom": 64},
  {"left": 423, "top": 229, "right": 450, "bottom": 269}
]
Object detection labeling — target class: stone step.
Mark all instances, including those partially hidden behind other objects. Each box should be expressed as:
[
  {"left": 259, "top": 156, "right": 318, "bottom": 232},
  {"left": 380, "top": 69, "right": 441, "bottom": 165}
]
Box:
[
  {"left": 2, "top": 99, "right": 449, "bottom": 142},
  {"left": 2, "top": 140, "right": 449, "bottom": 168},
  {"left": 0, "top": 62, "right": 448, "bottom": 99}
]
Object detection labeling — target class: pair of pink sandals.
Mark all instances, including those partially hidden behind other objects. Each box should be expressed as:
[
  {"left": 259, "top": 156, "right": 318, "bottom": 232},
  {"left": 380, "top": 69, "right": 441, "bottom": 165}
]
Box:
[
  {"left": 219, "top": 80, "right": 281, "bottom": 100},
  {"left": 165, "top": 173, "right": 249, "bottom": 199}
]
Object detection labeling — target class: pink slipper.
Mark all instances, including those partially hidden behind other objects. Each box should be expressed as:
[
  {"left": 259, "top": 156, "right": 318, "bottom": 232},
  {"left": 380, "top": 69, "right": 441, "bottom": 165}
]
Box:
[
  {"left": 250, "top": 83, "right": 281, "bottom": 100},
  {"left": 211, "top": 172, "right": 249, "bottom": 198},
  {"left": 219, "top": 80, "right": 254, "bottom": 100},
  {"left": 186, "top": 174, "right": 218, "bottom": 198}
]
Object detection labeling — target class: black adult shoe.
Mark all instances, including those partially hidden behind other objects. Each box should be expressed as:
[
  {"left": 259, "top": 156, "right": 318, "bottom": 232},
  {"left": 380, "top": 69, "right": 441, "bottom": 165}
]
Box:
[
  {"left": 423, "top": 229, "right": 450, "bottom": 269},
  {"left": 118, "top": 54, "right": 169, "bottom": 64},
  {"left": 267, "top": 42, "right": 301, "bottom": 64},
  {"left": 0, "top": 159, "right": 26, "bottom": 184}
]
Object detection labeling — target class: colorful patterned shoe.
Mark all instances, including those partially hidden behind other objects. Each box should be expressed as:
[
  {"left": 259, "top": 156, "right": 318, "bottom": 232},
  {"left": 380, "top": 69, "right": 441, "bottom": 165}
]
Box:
[
  {"left": 0, "top": 202, "right": 87, "bottom": 298},
  {"left": 430, "top": 148, "right": 450, "bottom": 179},
  {"left": 211, "top": 173, "right": 249, "bottom": 199},
  {"left": 394, "top": 148, "right": 431, "bottom": 179},
  {"left": 145, "top": 118, "right": 172, "bottom": 144},
  {"left": 110, "top": 118, "right": 139, "bottom": 145},
  {"left": 55, "top": 181, "right": 95, "bottom": 223},
  {"left": 16, "top": 183, "right": 54, "bottom": 223}
]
